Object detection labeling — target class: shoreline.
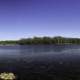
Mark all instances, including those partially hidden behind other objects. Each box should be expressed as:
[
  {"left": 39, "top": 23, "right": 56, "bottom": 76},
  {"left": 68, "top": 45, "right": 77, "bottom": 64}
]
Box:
[
  {"left": 0, "top": 44, "right": 79, "bottom": 46},
  {"left": 0, "top": 44, "right": 20, "bottom": 46}
]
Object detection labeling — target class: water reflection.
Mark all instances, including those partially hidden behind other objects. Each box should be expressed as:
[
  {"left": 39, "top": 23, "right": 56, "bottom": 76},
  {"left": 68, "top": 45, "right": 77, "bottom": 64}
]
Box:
[
  {"left": 0, "top": 45, "right": 79, "bottom": 80},
  {"left": 19, "top": 45, "right": 66, "bottom": 56}
]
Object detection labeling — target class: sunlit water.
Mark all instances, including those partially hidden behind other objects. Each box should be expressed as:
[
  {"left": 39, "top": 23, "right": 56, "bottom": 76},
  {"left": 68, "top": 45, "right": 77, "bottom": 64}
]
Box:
[{"left": 0, "top": 45, "right": 80, "bottom": 80}]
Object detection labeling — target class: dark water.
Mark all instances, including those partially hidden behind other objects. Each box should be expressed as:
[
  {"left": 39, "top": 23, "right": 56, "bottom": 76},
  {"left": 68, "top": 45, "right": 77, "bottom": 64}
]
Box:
[{"left": 0, "top": 45, "right": 80, "bottom": 80}]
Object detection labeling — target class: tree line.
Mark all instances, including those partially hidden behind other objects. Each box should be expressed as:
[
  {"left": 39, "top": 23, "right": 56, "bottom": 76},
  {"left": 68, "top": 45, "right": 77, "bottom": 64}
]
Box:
[
  {"left": 0, "top": 36, "right": 80, "bottom": 45},
  {"left": 18, "top": 36, "right": 80, "bottom": 45}
]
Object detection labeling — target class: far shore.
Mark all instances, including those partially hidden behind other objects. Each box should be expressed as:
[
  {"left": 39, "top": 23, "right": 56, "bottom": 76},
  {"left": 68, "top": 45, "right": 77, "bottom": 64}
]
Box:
[
  {"left": 0, "top": 36, "right": 80, "bottom": 45},
  {"left": 0, "top": 43, "right": 79, "bottom": 46},
  {"left": 0, "top": 44, "right": 20, "bottom": 46}
]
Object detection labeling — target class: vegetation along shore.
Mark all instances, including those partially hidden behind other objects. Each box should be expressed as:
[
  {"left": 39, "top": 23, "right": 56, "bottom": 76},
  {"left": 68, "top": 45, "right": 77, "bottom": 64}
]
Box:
[{"left": 0, "top": 36, "right": 80, "bottom": 45}]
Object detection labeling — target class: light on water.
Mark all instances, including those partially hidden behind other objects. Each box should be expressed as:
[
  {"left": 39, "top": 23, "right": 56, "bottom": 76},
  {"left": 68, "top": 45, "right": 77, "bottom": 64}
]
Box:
[{"left": 0, "top": 72, "right": 16, "bottom": 80}]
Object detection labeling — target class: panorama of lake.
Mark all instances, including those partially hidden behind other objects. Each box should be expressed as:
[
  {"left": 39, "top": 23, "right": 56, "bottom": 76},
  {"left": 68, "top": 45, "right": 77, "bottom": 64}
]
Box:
[{"left": 0, "top": 45, "right": 80, "bottom": 80}]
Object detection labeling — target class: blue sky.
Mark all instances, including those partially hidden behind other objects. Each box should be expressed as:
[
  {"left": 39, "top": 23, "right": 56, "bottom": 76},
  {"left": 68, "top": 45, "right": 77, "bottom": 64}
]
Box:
[{"left": 0, "top": 0, "right": 80, "bottom": 40}]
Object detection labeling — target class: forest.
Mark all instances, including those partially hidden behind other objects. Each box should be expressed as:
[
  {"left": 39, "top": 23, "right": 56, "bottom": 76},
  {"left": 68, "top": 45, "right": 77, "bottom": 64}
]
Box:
[{"left": 0, "top": 36, "right": 80, "bottom": 45}]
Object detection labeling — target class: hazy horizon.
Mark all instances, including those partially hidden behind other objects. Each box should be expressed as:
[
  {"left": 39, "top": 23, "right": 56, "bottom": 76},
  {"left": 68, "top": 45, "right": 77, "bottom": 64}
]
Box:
[{"left": 0, "top": 0, "right": 80, "bottom": 40}]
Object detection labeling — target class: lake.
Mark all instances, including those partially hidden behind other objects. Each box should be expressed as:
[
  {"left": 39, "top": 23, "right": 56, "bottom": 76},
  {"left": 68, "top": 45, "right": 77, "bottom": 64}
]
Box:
[{"left": 0, "top": 45, "right": 80, "bottom": 80}]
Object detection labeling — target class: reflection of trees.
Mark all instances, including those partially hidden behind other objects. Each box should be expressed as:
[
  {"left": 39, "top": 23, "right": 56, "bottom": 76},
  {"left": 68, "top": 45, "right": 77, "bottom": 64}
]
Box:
[
  {"left": 19, "top": 45, "right": 66, "bottom": 54},
  {"left": 51, "top": 45, "right": 66, "bottom": 52}
]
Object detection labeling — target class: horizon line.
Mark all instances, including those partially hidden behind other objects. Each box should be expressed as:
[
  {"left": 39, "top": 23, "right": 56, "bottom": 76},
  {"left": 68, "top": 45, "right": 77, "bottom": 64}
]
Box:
[{"left": 0, "top": 36, "right": 80, "bottom": 41}]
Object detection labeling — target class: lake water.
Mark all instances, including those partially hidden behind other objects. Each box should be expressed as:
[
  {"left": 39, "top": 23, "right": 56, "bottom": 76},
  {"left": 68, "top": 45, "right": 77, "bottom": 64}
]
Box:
[{"left": 0, "top": 45, "right": 80, "bottom": 80}]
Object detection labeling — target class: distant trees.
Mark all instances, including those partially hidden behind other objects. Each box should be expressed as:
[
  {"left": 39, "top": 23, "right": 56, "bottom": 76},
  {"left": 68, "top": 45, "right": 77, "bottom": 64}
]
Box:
[
  {"left": 18, "top": 36, "right": 80, "bottom": 45},
  {"left": 0, "top": 36, "right": 80, "bottom": 45},
  {"left": 18, "top": 38, "right": 32, "bottom": 45},
  {"left": 0, "top": 40, "right": 18, "bottom": 45}
]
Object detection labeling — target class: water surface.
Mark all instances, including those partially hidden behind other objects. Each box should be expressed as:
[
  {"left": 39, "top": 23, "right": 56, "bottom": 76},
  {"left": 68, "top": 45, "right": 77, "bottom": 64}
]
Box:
[{"left": 0, "top": 45, "right": 80, "bottom": 80}]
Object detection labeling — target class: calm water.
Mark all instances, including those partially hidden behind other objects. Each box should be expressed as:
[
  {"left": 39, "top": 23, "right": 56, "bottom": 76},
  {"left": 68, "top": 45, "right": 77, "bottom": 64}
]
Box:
[{"left": 0, "top": 45, "right": 80, "bottom": 80}]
